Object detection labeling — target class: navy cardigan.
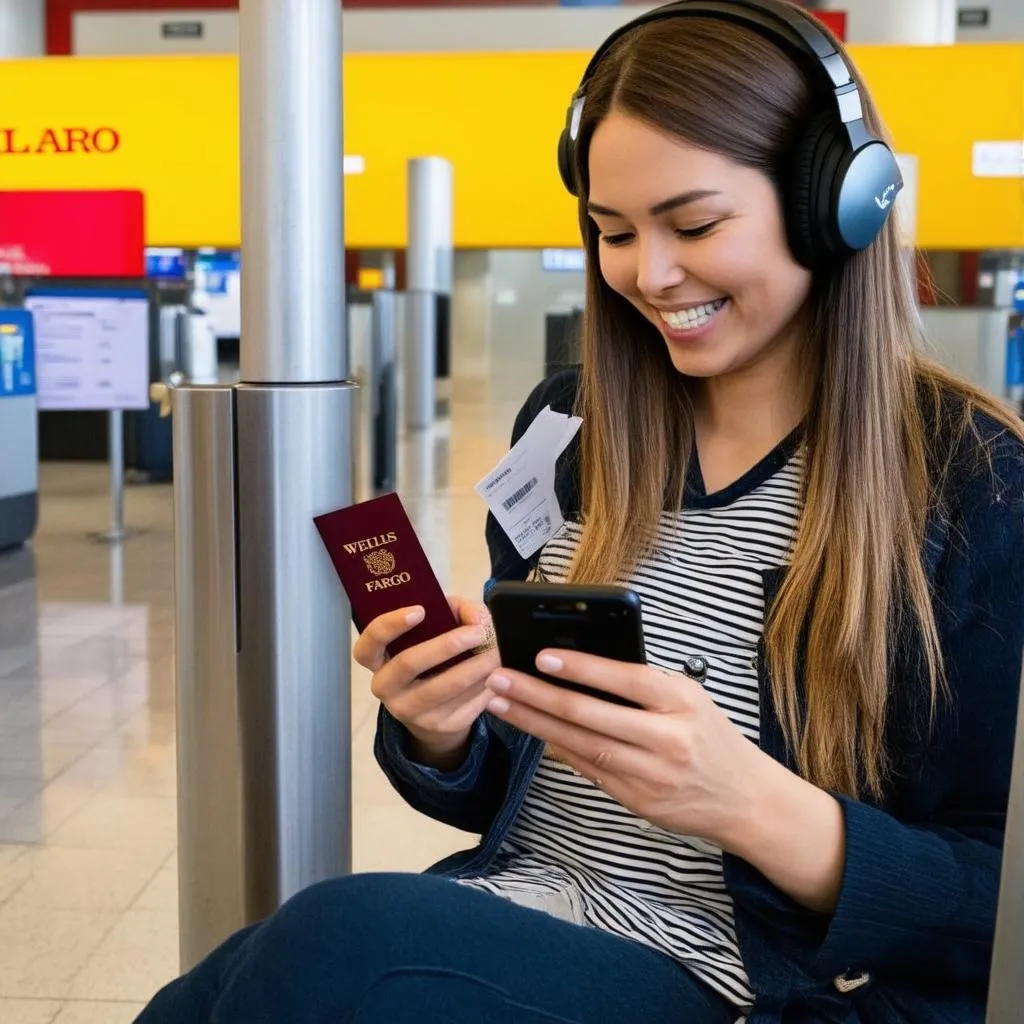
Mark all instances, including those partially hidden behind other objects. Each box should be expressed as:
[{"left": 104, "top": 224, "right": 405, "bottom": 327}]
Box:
[{"left": 375, "top": 368, "right": 1024, "bottom": 1024}]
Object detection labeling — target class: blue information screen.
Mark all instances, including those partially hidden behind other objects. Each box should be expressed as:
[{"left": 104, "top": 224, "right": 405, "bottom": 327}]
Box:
[
  {"left": 145, "top": 247, "right": 188, "bottom": 279},
  {"left": 195, "top": 249, "right": 241, "bottom": 296},
  {"left": 0, "top": 309, "right": 36, "bottom": 400}
]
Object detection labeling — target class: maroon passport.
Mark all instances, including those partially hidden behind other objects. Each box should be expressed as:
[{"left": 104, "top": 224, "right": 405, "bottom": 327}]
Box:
[{"left": 314, "top": 492, "right": 461, "bottom": 661}]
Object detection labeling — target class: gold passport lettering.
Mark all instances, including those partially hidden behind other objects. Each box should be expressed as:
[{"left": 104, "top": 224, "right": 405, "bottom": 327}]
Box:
[
  {"left": 343, "top": 531, "right": 398, "bottom": 555},
  {"left": 365, "top": 571, "right": 413, "bottom": 592}
]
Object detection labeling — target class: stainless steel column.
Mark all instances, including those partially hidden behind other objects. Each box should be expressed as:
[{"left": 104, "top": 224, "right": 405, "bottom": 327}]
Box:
[
  {"left": 239, "top": 0, "right": 345, "bottom": 384},
  {"left": 235, "top": 384, "right": 352, "bottom": 918},
  {"left": 348, "top": 301, "right": 374, "bottom": 503},
  {"left": 987, "top": 664, "right": 1024, "bottom": 1023},
  {"left": 173, "top": 385, "right": 244, "bottom": 971},
  {"left": 405, "top": 157, "right": 453, "bottom": 430},
  {"left": 173, "top": 0, "right": 354, "bottom": 965},
  {"left": 236, "top": 0, "right": 352, "bottom": 922},
  {"left": 405, "top": 291, "right": 436, "bottom": 431},
  {"left": 97, "top": 409, "right": 126, "bottom": 543},
  {"left": 381, "top": 250, "right": 397, "bottom": 290},
  {"left": 370, "top": 290, "right": 398, "bottom": 494}
]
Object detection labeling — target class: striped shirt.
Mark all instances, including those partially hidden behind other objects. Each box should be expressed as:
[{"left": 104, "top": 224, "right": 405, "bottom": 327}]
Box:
[{"left": 462, "top": 441, "right": 804, "bottom": 1011}]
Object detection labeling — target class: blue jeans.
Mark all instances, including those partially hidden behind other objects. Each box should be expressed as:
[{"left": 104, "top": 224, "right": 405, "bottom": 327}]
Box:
[{"left": 136, "top": 872, "right": 738, "bottom": 1023}]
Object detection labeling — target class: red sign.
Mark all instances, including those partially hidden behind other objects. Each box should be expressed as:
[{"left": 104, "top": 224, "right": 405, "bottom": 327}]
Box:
[
  {"left": 0, "top": 190, "right": 144, "bottom": 277},
  {"left": 812, "top": 10, "right": 847, "bottom": 41}
]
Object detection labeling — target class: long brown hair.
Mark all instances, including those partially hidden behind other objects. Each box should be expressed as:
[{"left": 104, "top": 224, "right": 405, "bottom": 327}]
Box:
[{"left": 565, "top": 14, "right": 1024, "bottom": 798}]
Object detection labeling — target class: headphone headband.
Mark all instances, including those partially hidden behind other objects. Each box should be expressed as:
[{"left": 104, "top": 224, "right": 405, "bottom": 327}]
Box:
[
  {"left": 557, "top": 0, "right": 903, "bottom": 267},
  {"left": 568, "top": 0, "right": 868, "bottom": 154}
]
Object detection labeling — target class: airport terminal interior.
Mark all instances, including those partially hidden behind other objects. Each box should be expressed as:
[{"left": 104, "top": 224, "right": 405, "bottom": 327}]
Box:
[
  {"left": 0, "top": 320, "right": 539, "bottom": 1023},
  {"left": 1, "top": 0, "right": 1024, "bottom": 1022}
]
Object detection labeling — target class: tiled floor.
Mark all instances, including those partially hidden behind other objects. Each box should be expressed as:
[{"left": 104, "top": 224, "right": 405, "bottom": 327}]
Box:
[{"left": 0, "top": 344, "right": 542, "bottom": 1022}]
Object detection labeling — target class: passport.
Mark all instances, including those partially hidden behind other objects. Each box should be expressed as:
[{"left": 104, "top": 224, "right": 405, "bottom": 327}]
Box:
[{"left": 314, "top": 492, "right": 464, "bottom": 664}]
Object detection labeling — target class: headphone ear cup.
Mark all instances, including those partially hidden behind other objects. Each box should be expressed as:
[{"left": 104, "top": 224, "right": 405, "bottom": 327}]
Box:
[
  {"left": 785, "top": 111, "right": 842, "bottom": 270},
  {"left": 557, "top": 128, "right": 578, "bottom": 197},
  {"left": 834, "top": 140, "right": 903, "bottom": 252}
]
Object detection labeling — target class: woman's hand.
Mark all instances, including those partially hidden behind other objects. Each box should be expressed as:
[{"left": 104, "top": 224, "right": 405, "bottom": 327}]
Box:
[
  {"left": 485, "top": 649, "right": 846, "bottom": 913},
  {"left": 484, "top": 650, "right": 765, "bottom": 843},
  {"left": 354, "top": 597, "right": 500, "bottom": 770}
]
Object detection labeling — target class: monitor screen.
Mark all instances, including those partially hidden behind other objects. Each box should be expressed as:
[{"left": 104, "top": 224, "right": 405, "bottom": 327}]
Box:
[
  {"left": 194, "top": 249, "right": 241, "bottom": 339},
  {"left": 24, "top": 288, "right": 150, "bottom": 412}
]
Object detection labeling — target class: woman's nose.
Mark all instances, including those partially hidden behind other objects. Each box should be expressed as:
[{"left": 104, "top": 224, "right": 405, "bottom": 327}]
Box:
[{"left": 635, "top": 236, "right": 686, "bottom": 298}]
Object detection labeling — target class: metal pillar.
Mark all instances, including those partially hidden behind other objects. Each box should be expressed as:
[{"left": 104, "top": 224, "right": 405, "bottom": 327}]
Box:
[
  {"left": 173, "top": 385, "right": 244, "bottom": 970},
  {"left": 173, "top": 0, "right": 353, "bottom": 969},
  {"left": 97, "top": 409, "right": 127, "bottom": 543},
  {"left": 987, "top": 662, "right": 1024, "bottom": 1023},
  {"left": 0, "top": 0, "right": 44, "bottom": 58},
  {"left": 348, "top": 300, "right": 374, "bottom": 503},
  {"left": 239, "top": 0, "right": 345, "bottom": 385},
  {"left": 381, "top": 250, "right": 397, "bottom": 290},
  {"left": 235, "top": 0, "right": 352, "bottom": 922},
  {"left": 405, "top": 291, "right": 436, "bottom": 431},
  {"left": 370, "top": 290, "right": 398, "bottom": 494},
  {"left": 405, "top": 157, "right": 453, "bottom": 430},
  {"left": 235, "top": 384, "right": 352, "bottom": 916}
]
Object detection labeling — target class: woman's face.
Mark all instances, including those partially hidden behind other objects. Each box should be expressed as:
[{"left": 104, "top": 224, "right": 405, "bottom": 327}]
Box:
[{"left": 587, "top": 111, "right": 813, "bottom": 383}]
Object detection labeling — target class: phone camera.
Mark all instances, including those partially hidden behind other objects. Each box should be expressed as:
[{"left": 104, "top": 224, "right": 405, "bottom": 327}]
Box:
[{"left": 575, "top": 601, "right": 588, "bottom": 612}]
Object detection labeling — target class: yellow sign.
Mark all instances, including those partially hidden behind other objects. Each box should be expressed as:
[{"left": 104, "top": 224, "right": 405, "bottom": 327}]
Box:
[
  {"left": 357, "top": 267, "right": 385, "bottom": 290},
  {"left": 852, "top": 44, "right": 1024, "bottom": 252},
  {"left": 0, "top": 56, "right": 241, "bottom": 248},
  {"left": 0, "top": 46, "right": 1020, "bottom": 250}
]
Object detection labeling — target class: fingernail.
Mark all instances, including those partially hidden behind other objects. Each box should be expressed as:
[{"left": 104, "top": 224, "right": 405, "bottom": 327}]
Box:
[
  {"left": 405, "top": 607, "right": 425, "bottom": 625},
  {"left": 537, "top": 654, "right": 563, "bottom": 672},
  {"left": 488, "top": 696, "right": 511, "bottom": 714},
  {"left": 488, "top": 674, "right": 511, "bottom": 693}
]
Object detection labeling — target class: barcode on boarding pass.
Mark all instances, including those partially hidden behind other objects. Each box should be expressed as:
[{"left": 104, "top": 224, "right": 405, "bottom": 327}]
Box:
[{"left": 502, "top": 477, "right": 539, "bottom": 512}]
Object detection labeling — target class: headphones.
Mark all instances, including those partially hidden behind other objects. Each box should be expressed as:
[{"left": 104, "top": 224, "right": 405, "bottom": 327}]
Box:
[{"left": 557, "top": 0, "right": 903, "bottom": 268}]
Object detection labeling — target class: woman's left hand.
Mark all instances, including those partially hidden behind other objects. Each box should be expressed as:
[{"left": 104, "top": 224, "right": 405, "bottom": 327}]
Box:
[{"left": 485, "top": 649, "right": 775, "bottom": 849}]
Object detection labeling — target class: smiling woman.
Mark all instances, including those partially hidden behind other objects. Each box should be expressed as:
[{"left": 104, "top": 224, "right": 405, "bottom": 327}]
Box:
[{"left": 135, "top": 4, "right": 1024, "bottom": 1024}]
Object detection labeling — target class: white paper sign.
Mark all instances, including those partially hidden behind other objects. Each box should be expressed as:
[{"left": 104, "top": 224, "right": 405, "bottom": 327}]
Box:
[
  {"left": 972, "top": 141, "right": 1024, "bottom": 179},
  {"left": 476, "top": 405, "right": 582, "bottom": 559}
]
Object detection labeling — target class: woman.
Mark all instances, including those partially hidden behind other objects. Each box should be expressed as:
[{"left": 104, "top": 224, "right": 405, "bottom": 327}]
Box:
[{"left": 137, "top": 3, "right": 1024, "bottom": 1022}]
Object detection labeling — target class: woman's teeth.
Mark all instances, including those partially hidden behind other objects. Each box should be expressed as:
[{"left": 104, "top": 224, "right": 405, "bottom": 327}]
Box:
[{"left": 659, "top": 298, "right": 727, "bottom": 330}]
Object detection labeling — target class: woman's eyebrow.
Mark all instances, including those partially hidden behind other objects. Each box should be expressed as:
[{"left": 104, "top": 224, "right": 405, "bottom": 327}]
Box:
[{"left": 587, "top": 189, "right": 722, "bottom": 219}]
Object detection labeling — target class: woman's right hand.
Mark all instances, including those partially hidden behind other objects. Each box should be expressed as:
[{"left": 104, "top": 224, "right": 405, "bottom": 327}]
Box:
[{"left": 353, "top": 597, "right": 501, "bottom": 771}]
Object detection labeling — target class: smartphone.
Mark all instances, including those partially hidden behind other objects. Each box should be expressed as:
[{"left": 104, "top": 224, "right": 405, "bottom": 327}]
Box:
[{"left": 485, "top": 581, "right": 647, "bottom": 708}]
